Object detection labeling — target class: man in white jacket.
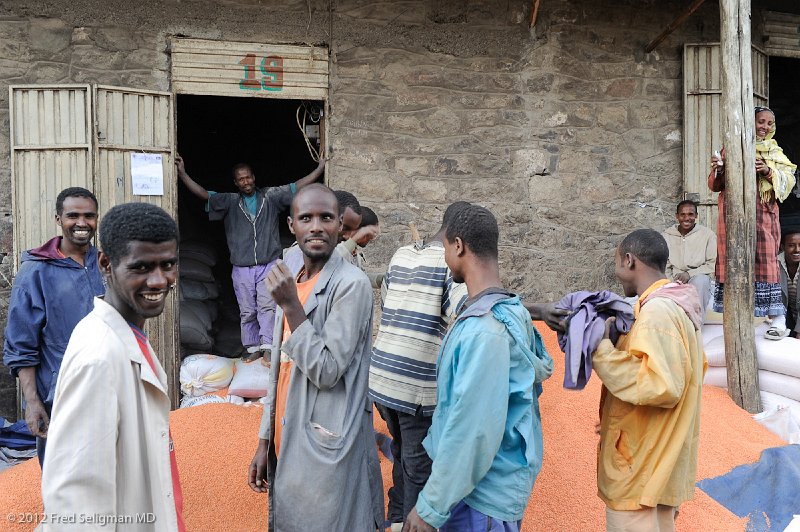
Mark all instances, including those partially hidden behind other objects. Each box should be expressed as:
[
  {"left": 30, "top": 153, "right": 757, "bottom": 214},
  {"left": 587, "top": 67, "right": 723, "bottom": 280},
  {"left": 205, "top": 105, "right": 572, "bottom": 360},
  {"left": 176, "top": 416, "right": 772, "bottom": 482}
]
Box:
[
  {"left": 662, "top": 200, "right": 717, "bottom": 315},
  {"left": 41, "top": 203, "right": 185, "bottom": 531}
]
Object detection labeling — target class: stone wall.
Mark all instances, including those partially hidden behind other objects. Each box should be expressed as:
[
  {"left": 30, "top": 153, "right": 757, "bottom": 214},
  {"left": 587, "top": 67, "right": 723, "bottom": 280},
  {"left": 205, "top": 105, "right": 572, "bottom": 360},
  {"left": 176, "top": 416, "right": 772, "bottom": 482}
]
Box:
[{"left": 0, "top": 0, "right": 721, "bottom": 419}]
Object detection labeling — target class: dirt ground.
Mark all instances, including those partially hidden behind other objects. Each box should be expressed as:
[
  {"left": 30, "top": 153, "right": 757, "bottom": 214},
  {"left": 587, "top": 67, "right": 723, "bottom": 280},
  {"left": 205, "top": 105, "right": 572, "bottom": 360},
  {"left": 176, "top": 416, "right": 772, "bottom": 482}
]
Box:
[{"left": 0, "top": 322, "right": 783, "bottom": 530}]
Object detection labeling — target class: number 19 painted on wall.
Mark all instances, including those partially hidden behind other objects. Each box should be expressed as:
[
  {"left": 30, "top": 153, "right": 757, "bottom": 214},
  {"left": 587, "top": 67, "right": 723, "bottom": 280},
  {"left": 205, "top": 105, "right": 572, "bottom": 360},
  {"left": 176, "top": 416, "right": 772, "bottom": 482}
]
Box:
[{"left": 238, "top": 53, "right": 284, "bottom": 91}]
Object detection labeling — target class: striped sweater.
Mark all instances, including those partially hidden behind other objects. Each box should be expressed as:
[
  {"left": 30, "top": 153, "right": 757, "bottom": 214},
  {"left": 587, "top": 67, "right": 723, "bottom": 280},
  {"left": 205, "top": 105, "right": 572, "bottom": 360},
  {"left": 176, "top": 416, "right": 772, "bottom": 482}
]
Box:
[{"left": 368, "top": 241, "right": 467, "bottom": 415}]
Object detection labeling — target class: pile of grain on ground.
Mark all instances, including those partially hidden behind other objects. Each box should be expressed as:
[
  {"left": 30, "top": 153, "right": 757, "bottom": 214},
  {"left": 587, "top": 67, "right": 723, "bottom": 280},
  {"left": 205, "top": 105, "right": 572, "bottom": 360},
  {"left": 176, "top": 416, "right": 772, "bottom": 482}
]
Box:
[{"left": 0, "top": 323, "right": 783, "bottom": 531}]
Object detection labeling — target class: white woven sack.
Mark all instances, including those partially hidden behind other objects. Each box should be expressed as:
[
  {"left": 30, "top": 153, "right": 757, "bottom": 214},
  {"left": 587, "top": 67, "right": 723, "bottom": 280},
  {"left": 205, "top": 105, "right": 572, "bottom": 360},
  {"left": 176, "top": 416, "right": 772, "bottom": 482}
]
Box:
[
  {"left": 755, "top": 335, "right": 800, "bottom": 379},
  {"left": 180, "top": 394, "right": 226, "bottom": 409},
  {"left": 229, "top": 358, "right": 270, "bottom": 399},
  {"left": 753, "top": 403, "right": 800, "bottom": 444},
  {"left": 758, "top": 370, "right": 800, "bottom": 403},
  {"left": 704, "top": 335, "right": 726, "bottom": 368},
  {"left": 703, "top": 366, "right": 728, "bottom": 389},
  {"left": 180, "top": 354, "right": 235, "bottom": 397}
]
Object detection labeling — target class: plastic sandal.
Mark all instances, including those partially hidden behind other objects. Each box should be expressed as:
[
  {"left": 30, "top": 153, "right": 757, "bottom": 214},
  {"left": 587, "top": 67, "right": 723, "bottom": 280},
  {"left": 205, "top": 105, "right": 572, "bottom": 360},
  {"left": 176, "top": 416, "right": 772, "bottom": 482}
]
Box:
[{"left": 764, "top": 326, "right": 790, "bottom": 341}]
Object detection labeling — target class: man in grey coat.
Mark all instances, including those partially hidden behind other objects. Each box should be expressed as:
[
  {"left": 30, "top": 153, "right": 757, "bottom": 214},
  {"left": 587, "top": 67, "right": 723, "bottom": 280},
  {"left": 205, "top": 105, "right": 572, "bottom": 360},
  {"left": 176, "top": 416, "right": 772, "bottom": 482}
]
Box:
[{"left": 248, "top": 184, "right": 384, "bottom": 531}]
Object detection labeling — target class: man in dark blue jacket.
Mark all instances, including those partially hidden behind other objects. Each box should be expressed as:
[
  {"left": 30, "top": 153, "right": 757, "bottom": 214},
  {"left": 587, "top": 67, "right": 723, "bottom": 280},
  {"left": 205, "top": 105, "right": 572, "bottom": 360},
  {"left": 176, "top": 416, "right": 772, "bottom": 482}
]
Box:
[{"left": 3, "top": 187, "right": 105, "bottom": 467}]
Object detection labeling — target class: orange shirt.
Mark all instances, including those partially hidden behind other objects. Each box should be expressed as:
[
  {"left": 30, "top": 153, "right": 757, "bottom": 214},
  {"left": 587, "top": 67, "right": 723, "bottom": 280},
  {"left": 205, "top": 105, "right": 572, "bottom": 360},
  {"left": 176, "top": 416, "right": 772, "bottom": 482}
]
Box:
[
  {"left": 130, "top": 325, "right": 186, "bottom": 532},
  {"left": 274, "top": 271, "right": 320, "bottom": 458}
]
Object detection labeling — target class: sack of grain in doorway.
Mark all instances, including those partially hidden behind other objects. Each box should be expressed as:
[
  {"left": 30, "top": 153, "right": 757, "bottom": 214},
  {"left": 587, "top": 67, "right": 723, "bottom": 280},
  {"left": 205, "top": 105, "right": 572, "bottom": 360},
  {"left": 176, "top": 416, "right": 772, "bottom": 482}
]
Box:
[
  {"left": 228, "top": 357, "right": 271, "bottom": 399},
  {"left": 180, "top": 354, "right": 235, "bottom": 398}
]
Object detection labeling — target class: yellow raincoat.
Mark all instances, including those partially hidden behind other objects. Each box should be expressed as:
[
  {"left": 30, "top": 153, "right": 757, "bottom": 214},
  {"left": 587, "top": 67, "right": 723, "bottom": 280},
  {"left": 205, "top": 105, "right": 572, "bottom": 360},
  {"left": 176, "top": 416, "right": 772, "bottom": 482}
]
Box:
[{"left": 593, "top": 280, "right": 707, "bottom": 511}]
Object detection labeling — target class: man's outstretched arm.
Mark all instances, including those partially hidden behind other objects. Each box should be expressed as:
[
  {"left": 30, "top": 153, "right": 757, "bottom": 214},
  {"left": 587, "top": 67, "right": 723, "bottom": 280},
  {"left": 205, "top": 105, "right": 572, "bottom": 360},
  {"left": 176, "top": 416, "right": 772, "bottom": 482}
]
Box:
[
  {"left": 293, "top": 159, "right": 326, "bottom": 190},
  {"left": 175, "top": 154, "right": 210, "bottom": 200},
  {"left": 525, "top": 301, "right": 569, "bottom": 332}
]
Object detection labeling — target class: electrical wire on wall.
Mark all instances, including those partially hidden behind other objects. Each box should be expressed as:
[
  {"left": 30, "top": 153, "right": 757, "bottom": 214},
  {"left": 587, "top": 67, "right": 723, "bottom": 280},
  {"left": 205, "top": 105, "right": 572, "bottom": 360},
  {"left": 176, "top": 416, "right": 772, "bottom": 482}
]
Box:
[{"left": 297, "top": 101, "right": 323, "bottom": 162}]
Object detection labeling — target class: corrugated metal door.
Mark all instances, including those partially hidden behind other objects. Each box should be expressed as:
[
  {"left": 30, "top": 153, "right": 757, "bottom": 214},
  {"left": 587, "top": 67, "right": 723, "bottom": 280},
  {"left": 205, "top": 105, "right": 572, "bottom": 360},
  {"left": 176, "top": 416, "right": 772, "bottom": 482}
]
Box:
[
  {"left": 9, "top": 85, "right": 93, "bottom": 273},
  {"left": 92, "top": 85, "right": 179, "bottom": 406},
  {"left": 683, "top": 44, "right": 769, "bottom": 231}
]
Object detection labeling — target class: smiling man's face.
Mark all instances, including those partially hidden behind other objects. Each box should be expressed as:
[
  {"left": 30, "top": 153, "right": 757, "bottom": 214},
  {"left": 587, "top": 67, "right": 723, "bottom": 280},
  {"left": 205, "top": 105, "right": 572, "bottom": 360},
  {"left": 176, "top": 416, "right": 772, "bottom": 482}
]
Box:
[
  {"left": 56, "top": 196, "right": 98, "bottom": 248},
  {"left": 100, "top": 240, "right": 178, "bottom": 326}
]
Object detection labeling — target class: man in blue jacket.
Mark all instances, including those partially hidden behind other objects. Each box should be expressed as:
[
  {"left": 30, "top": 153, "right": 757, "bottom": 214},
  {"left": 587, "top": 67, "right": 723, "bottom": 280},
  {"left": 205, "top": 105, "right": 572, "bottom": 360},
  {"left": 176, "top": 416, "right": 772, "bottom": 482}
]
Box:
[
  {"left": 404, "top": 204, "right": 554, "bottom": 532},
  {"left": 3, "top": 187, "right": 105, "bottom": 467}
]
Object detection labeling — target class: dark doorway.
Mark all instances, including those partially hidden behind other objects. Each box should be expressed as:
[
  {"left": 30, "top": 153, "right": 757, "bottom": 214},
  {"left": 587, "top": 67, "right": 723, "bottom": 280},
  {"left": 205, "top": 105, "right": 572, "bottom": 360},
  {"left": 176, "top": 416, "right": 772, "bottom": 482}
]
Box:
[
  {"left": 176, "top": 94, "right": 324, "bottom": 246},
  {"left": 175, "top": 95, "right": 324, "bottom": 359},
  {"left": 769, "top": 56, "right": 800, "bottom": 231}
]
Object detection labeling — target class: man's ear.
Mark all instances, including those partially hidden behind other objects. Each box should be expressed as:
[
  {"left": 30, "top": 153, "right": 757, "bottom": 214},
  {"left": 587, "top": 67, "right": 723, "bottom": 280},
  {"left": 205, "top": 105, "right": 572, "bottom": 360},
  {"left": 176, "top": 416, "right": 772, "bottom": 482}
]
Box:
[
  {"left": 287, "top": 216, "right": 295, "bottom": 236},
  {"left": 624, "top": 252, "right": 636, "bottom": 270},
  {"left": 454, "top": 236, "right": 466, "bottom": 257},
  {"left": 55, "top": 213, "right": 62, "bottom": 228},
  {"left": 98, "top": 251, "right": 112, "bottom": 274}
]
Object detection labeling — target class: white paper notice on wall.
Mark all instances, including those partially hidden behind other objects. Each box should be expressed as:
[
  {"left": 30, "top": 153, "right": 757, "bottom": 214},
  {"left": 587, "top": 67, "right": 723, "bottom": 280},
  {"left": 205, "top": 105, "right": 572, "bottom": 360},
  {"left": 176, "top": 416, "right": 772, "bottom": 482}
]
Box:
[{"left": 131, "top": 153, "right": 164, "bottom": 196}]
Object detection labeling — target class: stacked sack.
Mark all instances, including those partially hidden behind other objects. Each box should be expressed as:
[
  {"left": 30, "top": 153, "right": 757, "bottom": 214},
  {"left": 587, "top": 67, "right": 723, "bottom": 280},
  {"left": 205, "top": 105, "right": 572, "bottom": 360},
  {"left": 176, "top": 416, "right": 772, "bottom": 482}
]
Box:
[
  {"left": 703, "top": 317, "right": 800, "bottom": 439},
  {"left": 178, "top": 354, "right": 270, "bottom": 407},
  {"left": 179, "top": 354, "right": 234, "bottom": 408},
  {"left": 179, "top": 241, "right": 220, "bottom": 354}
]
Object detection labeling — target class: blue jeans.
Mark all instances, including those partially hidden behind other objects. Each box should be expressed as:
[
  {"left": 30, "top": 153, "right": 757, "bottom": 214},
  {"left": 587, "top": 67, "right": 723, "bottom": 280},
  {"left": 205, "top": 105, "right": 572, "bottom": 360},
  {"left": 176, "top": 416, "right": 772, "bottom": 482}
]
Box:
[
  {"left": 440, "top": 501, "right": 522, "bottom": 532},
  {"left": 375, "top": 403, "right": 433, "bottom": 524}
]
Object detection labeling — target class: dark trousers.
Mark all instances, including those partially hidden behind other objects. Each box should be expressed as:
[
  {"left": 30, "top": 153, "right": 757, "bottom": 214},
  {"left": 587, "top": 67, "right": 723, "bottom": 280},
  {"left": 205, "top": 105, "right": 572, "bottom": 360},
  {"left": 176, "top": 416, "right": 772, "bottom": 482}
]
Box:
[{"left": 375, "top": 402, "right": 433, "bottom": 524}]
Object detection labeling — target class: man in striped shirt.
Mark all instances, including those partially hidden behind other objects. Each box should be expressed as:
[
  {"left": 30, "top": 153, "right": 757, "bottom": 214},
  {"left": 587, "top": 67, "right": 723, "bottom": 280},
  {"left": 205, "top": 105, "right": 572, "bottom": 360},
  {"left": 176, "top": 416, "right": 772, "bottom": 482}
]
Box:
[{"left": 369, "top": 202, "right": 470, "bottom": 532}]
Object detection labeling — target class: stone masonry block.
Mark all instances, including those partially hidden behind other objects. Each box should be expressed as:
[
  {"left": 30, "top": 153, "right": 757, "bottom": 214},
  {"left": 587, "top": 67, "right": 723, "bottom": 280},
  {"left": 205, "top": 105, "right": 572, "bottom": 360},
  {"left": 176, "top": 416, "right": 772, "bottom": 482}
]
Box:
[
  {"left": 25, "top": 61, "right": 70, "bottom": 83},
  {"left": 29, "top": 18, "right": 71, "bottom": 54},
  {"left": 597, "top": 104, "right": 629, "bottom": 133},
  {"left": 525, "top": 73, "right": 555, "bottom": 93},
  {"left": 604, "top": 78, "right": 637, "bottom": 99},
  {"left": 387, "top": 113, "right": 427, "bottom": 135},
  {"left": 511, "top": 148, "right": 550, "bottom": 177},
  {"left": 629, "top": 102, "right": 676, "bottom": 129},
  {"left": 410, "top": 178, "right": 447, "bottom": 203},
  {"left": 391, "top": 157, "right": 430, "bottom": 178},
  {"left": 528, "top": 174, "right": 565, "bottom": 204},
  {"left": 425, "top": 108, "right": 462, "bottom": 136},
  {"left": 643, "top": 79, "right": 680, "bottom": 100}
]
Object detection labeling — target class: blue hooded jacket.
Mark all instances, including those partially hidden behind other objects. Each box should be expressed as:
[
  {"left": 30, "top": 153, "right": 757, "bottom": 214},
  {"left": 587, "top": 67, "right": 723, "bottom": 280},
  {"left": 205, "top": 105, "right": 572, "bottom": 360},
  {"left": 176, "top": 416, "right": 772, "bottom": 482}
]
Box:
[
  {"left": 3, "top": 237, "right": 105, "bottom": 407},
  {"left": 416, "top": 291, "right": 554, "bottom": 527}
]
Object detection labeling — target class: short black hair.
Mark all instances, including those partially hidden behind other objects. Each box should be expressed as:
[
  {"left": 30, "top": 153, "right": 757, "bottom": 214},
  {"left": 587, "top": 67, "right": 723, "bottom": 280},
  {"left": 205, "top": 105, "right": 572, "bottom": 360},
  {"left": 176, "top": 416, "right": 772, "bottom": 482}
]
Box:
[
  {"left": 676, "top": 200, "right": 698, "bottom": 214},
  {"left": 99, "top": 203, "right": 178, "bottom": 265},
  {"left": 445, "top": 204, "right": 499, "bottom": 259},
  {"left": 231, "top": 163, "right": 253, "bottom": 177},
  {"left": 359, "top": 206, "right": 379, "bottom": 227},
  {"left": 333, "top": 190, "right": 362, "bottom": 216},
  {"left": 441, "top": 201, "right": 471, "bottom": 230},
  {"left": 782, "top": 226, "right": 800, "bottom": 245},
  {"left": 56, "top": 187, "right": 98, "bottom": 215},
  {"left": 291, "top": 183, "right": 338, "bottom": 217},
  {"left": 619, "top": 229, "right": 669, "bottom": 272}
]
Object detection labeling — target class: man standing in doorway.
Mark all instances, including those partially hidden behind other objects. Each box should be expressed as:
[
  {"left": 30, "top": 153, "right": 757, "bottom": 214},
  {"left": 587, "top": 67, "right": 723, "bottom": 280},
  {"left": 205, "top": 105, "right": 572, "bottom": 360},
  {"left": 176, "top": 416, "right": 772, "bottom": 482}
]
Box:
[
  {"left": 248, "top": 184, "right": 384, "bottom": 531},
  {"left": 41, "top": 203, "right": 185, "bottom": 531},
  {"left": 3, "top": 187, "right": 105, "bottom": 467},
  {"left": 405, "top": 204, "right": 554, "bottom": 532},
  {"left": 662, "top": 200, "right": 716, "bottom": 315},
  {"left": 369, "top": 201, "right": 469, "bottom": 531},
  {"left": 176, "top": 155, "right": 325, "bottom": 359}
]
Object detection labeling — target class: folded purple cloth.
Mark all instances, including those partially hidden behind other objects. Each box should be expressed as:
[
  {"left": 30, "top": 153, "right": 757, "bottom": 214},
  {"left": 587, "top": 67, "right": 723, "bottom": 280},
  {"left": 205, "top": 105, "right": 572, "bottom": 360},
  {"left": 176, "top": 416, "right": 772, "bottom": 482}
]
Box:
[{"left": 556, "top": 291, "right": 634, "bottom": 390}]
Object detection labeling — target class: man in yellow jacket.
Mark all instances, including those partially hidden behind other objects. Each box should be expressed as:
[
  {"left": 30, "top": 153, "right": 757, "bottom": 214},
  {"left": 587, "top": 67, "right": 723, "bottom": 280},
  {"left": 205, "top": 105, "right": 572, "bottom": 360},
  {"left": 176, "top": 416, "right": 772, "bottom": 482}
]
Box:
[{"left": 594, "top": 229, "right": 706, "bottom": 532}]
